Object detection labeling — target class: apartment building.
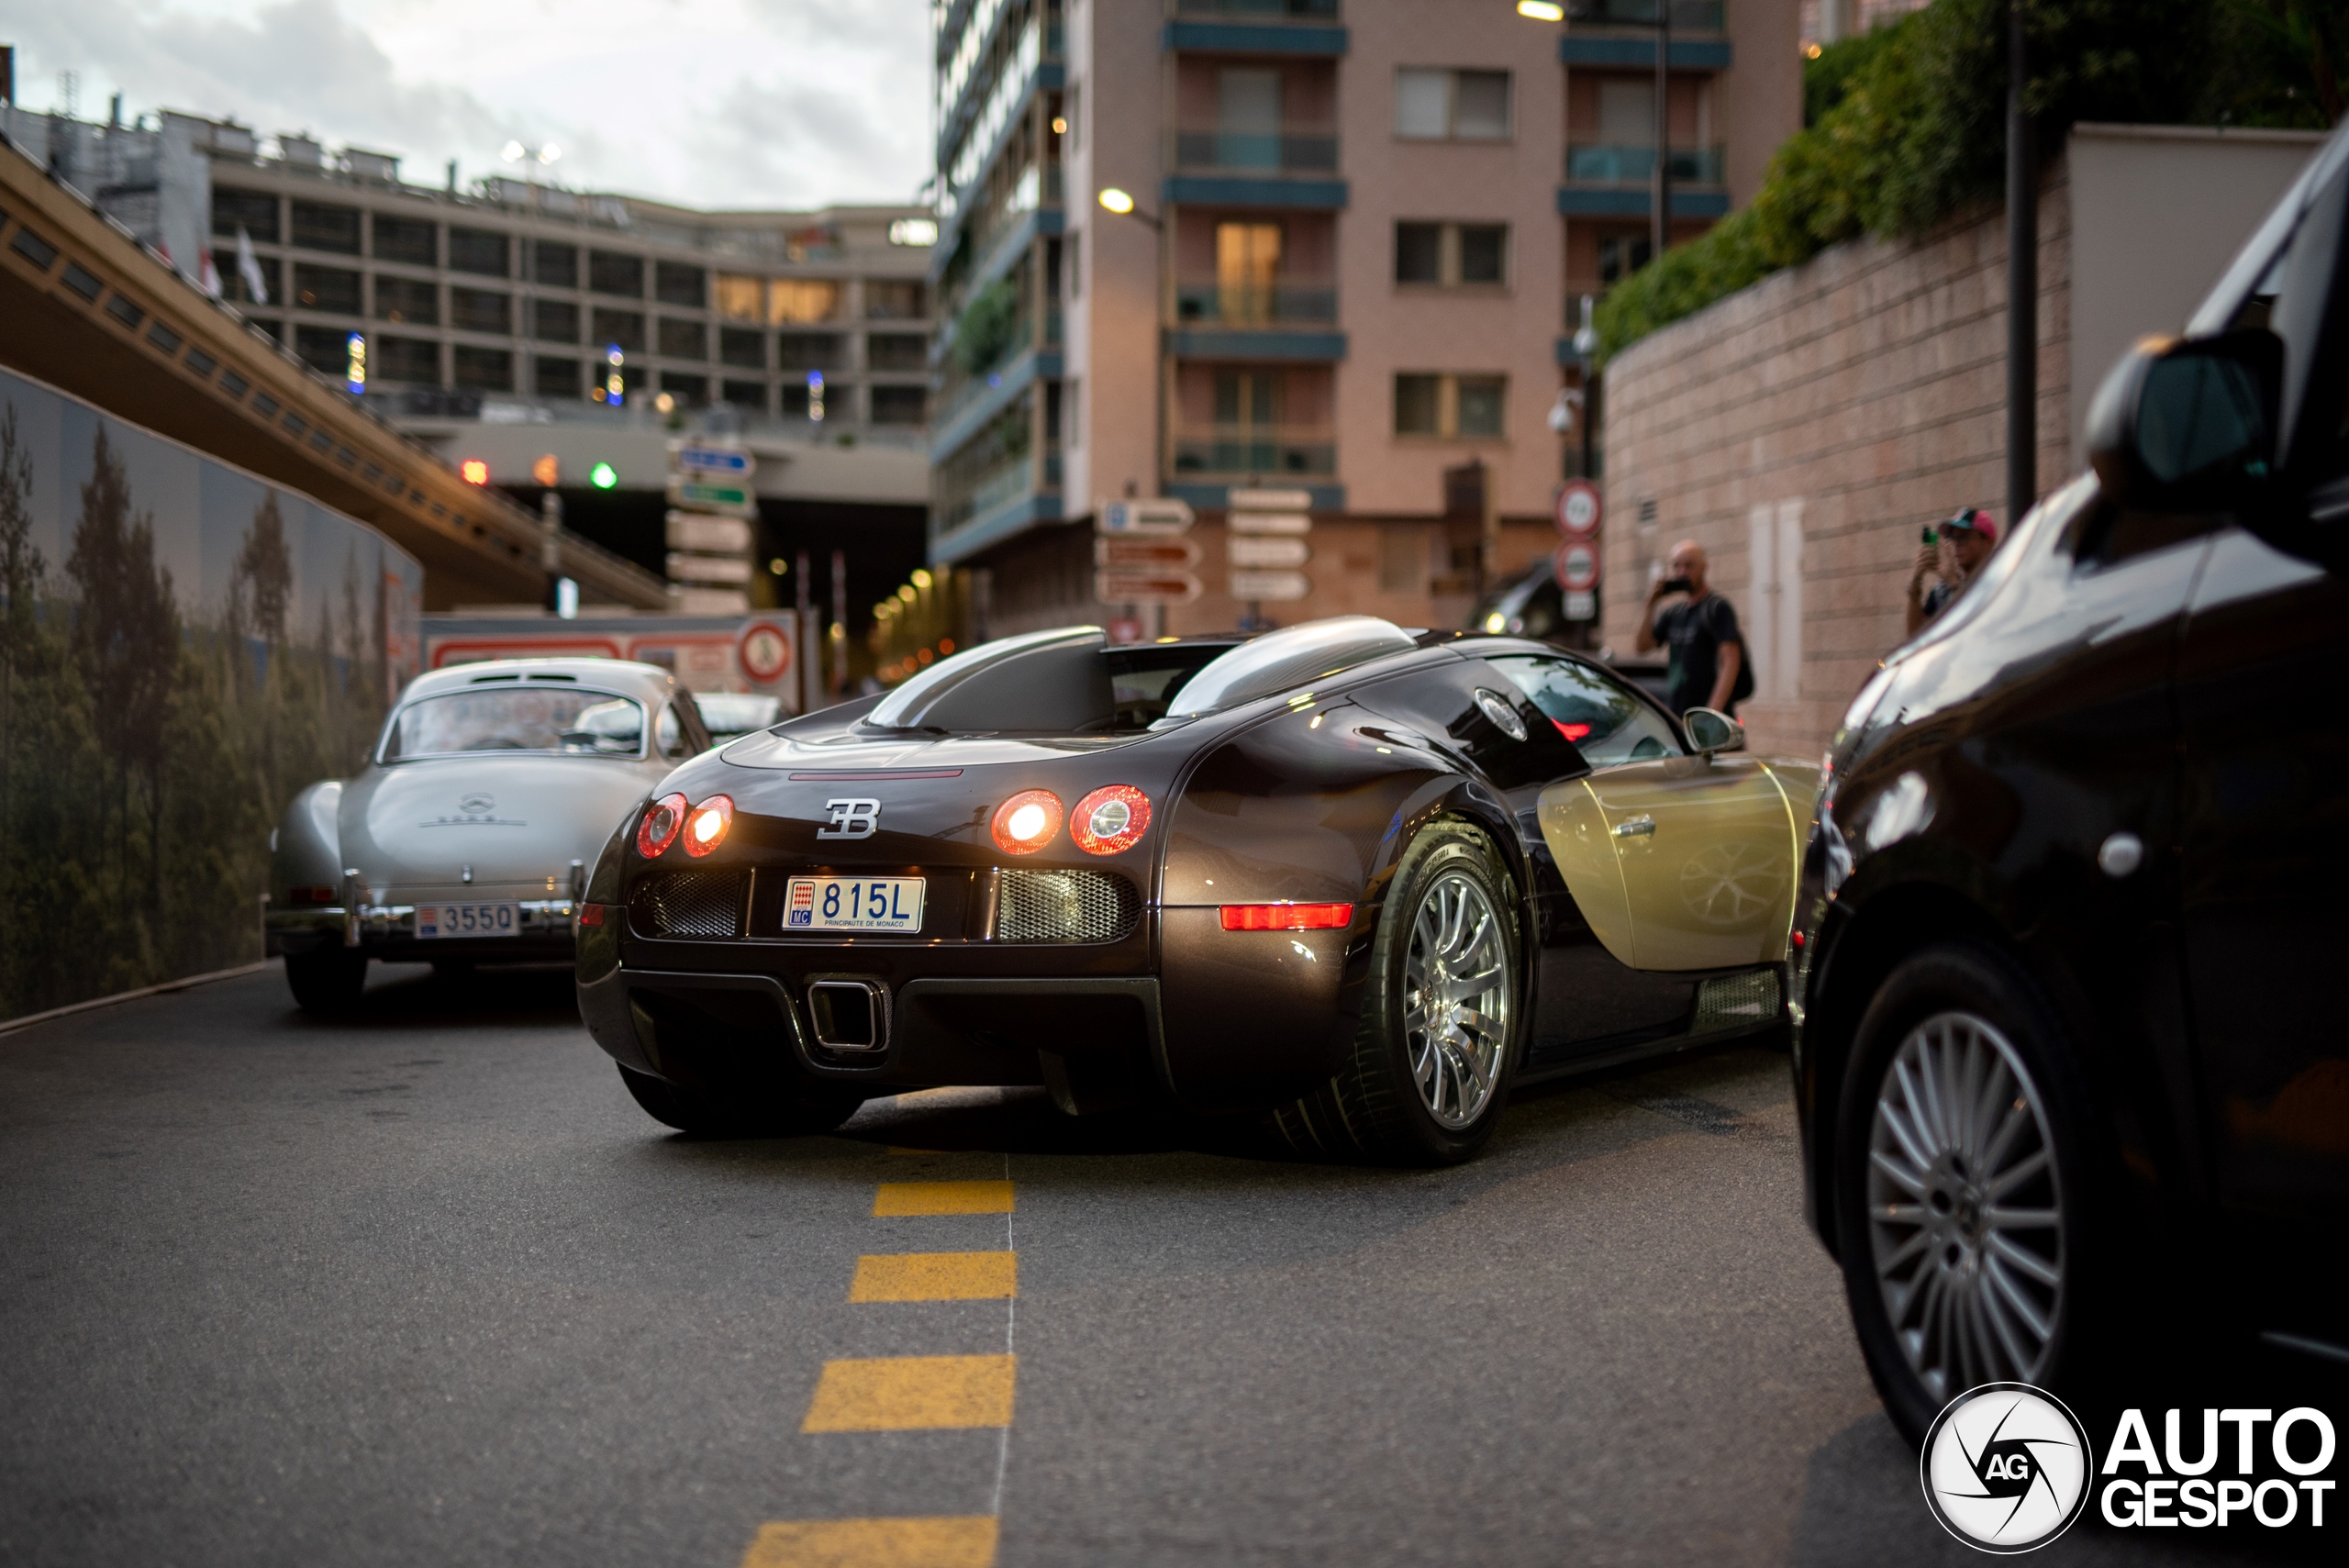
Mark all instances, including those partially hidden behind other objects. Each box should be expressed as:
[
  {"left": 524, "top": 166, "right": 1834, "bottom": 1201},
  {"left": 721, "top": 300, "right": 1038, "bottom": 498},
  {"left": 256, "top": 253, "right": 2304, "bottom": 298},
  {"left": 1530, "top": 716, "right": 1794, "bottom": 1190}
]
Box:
[{"left": 926, "top": 0, "right": 1798, "bottom": 639}]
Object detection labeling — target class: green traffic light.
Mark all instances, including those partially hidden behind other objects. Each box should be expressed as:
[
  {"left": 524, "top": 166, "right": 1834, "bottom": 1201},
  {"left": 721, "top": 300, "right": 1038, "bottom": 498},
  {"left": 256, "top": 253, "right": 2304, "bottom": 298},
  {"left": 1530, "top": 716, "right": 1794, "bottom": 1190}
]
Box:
[{"left": 590, "top": 462, "right": 618, "bottom": 490}]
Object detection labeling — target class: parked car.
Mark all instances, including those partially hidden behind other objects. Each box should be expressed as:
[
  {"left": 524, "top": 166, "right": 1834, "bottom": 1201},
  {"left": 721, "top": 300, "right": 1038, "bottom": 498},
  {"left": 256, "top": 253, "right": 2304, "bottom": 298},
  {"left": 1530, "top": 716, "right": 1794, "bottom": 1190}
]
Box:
[
  {"left": 268, "top": 659, "right": 711, "bottom": 1011},
  {"left": 576, "top": 617, "right": 1819, "bottom": 1162},
  {"left": 1793, "top": 124, "right": 2349, "bottom": 1442}
]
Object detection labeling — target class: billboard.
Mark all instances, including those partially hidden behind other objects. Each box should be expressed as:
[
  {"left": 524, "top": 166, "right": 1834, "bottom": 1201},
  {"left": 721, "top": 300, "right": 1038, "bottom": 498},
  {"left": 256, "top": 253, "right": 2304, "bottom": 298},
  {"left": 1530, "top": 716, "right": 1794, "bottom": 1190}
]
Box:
[{"left": 0, "top": 366, "right": 424, "bottom": 1021}]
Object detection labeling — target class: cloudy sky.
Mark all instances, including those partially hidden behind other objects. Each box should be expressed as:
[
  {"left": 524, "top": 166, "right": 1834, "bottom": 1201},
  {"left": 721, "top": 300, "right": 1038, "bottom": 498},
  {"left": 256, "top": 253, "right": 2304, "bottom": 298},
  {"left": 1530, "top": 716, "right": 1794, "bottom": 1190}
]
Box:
[{"left": 7, "top": 0, "right": 933, "bottom": 210}]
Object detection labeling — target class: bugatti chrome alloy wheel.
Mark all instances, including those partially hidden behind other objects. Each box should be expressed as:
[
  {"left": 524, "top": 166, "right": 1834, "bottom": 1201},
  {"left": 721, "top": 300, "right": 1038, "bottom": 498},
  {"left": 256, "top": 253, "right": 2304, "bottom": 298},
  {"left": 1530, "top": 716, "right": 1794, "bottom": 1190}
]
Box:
[{"left": 1403, "top": 870, "right": 1510, "bottom": 1129}]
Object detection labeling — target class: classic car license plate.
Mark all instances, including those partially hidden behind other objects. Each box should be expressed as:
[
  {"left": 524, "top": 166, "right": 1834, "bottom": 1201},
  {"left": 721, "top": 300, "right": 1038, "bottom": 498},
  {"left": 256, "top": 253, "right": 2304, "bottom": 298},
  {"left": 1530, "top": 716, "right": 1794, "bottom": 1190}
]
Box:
[
  {"left": 785, "top": 876, "right": 925, "bottom": 932},
  {"left": 417, "top": 902, "right": 520, "bottom": 939}
]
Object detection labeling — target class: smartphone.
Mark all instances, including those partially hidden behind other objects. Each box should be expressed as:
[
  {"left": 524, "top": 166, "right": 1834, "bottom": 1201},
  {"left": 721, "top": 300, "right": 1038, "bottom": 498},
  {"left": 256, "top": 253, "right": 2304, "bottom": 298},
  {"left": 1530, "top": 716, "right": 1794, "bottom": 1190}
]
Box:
[
  {"left": 1660, "top": 575, "right": 1694, "bottom": 594},
  {"left": 1921, "top": 526, "right": 1938, "bottom": 545}
]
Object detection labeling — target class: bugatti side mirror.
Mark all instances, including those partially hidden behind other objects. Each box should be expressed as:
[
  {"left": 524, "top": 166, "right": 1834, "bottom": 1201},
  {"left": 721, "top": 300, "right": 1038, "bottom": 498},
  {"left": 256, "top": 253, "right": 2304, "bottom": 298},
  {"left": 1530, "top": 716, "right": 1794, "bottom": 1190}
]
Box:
[
  {"left": 2087, "top": 328, "right": 2281, "bottom": 514},
  {"left": 1684, "top": 707, "right": 1745, "bottom": 756}
]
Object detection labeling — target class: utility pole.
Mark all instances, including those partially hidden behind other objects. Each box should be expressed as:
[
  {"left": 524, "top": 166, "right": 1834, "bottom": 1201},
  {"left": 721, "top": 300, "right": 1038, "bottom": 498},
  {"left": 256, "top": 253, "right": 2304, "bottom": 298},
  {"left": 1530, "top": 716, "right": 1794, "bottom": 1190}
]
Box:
[{"left": 2006, "top": 0, "right": 2036, "bottom": 526}]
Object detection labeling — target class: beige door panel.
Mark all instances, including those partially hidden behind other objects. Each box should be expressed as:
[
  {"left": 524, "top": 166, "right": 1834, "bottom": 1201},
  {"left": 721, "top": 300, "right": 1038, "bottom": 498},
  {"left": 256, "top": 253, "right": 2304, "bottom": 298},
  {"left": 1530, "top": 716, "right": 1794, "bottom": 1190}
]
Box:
[
  {"left": 1586, "top": 756, "right": 1801, "bottom": 970},
  {"left": 1536, "top": 778, "right": 1637, "bottom": 967}
]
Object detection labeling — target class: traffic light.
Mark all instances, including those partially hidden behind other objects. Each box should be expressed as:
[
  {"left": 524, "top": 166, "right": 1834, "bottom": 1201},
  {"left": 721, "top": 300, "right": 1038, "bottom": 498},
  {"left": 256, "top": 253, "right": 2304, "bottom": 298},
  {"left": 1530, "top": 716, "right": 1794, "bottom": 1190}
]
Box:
[
  {"left": 532, "top": 453, "right": 560, "bottom": 487},
  {"left": 603, "top": 344, "right": 626, "bottom": 406},
  {"left": 460, "top": 459, "right": 489, "bottom": 485},
  {"left": 590, "top": 462, "right": 618, "bottom": 490}
]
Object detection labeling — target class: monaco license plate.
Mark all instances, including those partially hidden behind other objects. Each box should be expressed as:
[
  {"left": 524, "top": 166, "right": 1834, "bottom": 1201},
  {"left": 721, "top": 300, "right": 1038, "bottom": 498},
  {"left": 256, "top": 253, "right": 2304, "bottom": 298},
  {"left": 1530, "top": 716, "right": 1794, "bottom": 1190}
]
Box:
[
  {"left": 785, "top": 876, "right": 925, "bottom": 933},
  {"left": 417, "top": 902, "right": 520, "bottom": 939}
]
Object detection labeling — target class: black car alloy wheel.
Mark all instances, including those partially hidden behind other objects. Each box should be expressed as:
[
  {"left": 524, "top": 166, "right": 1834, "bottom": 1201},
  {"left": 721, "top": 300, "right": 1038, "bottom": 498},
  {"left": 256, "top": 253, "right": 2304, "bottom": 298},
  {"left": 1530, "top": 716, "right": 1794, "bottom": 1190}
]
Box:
[
  {"left": 1835, "top": 940, "right": 2108, "bottom": 1444},
  {"left": 1276, "top": 819, "right": 1521, "bottom": 1165}
]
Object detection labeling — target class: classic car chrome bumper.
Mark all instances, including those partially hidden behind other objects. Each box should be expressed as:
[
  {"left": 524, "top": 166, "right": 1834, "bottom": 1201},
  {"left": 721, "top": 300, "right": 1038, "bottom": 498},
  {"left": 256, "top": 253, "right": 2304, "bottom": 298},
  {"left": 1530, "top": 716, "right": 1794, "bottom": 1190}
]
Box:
[{"left": 266, "top": 899, "right": 580, "bottom": 951}]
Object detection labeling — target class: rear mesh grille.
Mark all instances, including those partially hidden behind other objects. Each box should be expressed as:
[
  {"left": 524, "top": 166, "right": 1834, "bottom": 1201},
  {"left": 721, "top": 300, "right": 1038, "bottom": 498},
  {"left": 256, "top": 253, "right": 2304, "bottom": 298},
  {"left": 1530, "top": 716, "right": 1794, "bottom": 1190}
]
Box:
[
  {"left": 630, "top": 870, "right": 746, "bottom": 939},
  {"left": 1691, "top": 969, "right": 1781, "bottom": 1033},
  {"left": 995, "top": 870, "right": 1139, "bottom": 944}
]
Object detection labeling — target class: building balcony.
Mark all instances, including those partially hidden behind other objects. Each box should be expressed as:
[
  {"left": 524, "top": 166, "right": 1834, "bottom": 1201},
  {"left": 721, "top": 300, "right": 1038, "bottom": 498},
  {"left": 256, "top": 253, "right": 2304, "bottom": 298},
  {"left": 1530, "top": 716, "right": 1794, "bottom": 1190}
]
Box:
[
  {"left": 1559, "top": 2, "right": 1732, "bottom": 70},
  {"left": 1170, "top": 424, "right": 1335, "bottom": 480},
  {"left": 1564, "top": 143, "right": 1726, "bottom": 184},
  {"left": 1174, "top": 0, "right": 1341, "bottom": 17},
  {"left": 1174, "top": 275, "right": 1336, "bottom": 327},
  {"left": 1566, "top": 0, "right": 1723, "bottom": 28},
  {"left": 1163, "top": 125, "right": 1347, "bottom": 209},
  {"left": 1165, "top": 0, "right": 1348, "bottom": 57}
]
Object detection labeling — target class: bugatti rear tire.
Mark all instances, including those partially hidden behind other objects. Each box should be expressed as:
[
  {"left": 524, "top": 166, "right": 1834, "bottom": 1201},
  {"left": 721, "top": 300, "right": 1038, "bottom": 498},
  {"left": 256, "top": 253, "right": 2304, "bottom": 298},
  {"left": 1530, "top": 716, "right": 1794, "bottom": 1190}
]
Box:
[
  {"left": 1275, "top": 819, "right": 1521, "bottom": 1166},
  {"left": 284, "top": 948, "right": 368, "bottom": 1014},
  {"left": 617, "top": 1063, "right": 866, "bottom": 1140}
]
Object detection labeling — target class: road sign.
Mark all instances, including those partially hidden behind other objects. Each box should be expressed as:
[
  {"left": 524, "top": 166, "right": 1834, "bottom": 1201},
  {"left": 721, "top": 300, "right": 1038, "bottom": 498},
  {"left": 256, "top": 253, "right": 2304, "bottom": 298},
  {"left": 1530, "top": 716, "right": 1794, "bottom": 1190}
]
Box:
[
  {"left": 667, "top": 478, "right": 757, "bottom": 517},
  {"left": 1228, "top": 536, "right": 1310, "bottom": 569},
  {"left": 1098, "top": 498, "right": 1196, "bottom": 535},
  {"left": 1228, "top": 487, "right": 1315, "bottom": 512},
  {"left": 1556, "top": 539, "right": 1600, "bottom": 592},
  {"left": 666, "top": 511, "right": 752, "bottom": 552},
  {"left": 1564, "top": 589, "right": 1597, "bottom": 621},
  {"left": 1229, "top": 510, "right": 1310, "bottom": 536},
  {"left": 1229, "top": 569, "right": 1311, "bottom": 601},
  {"left": 739, "top": 618, "right": 793, "bottom": 682},
  {"left": 1557, "top": 480, "right": 1600, "bottom": 537},
  {"left": 1095, "top": 536, "right": 1201, "bottom": 568},
  {"left": 674, "top": 443, "right": 755, "bottom": 479},
  {"left": 669, "top": 552, "right": 752, "bottom": 584},
  {"left": 1095, "top": 570, "right": 1203, "bottom": 605}
]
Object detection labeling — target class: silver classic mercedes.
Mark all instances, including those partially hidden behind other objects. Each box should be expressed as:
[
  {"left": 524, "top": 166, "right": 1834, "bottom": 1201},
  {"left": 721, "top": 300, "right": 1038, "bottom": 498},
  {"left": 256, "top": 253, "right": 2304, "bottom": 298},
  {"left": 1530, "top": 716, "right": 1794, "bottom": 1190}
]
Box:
[{"left": 267, "top": 658, "right": 711, "bottom": 1011}]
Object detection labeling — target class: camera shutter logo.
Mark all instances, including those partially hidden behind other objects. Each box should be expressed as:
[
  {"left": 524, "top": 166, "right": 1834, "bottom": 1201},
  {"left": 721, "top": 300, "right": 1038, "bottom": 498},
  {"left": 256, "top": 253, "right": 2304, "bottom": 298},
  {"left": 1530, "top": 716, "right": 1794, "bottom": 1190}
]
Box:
[
  {"left": 817, "top": 799, "right": 881, "bottom": 840},
  {"left": 1920, "top": 1383, "right": 2093, "bottom": 1553}
]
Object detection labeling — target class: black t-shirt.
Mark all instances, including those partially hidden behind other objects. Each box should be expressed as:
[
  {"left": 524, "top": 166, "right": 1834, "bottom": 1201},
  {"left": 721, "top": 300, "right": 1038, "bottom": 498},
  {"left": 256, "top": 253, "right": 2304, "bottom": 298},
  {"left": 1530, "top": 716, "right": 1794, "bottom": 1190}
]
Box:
[{"left": 1653, "top": 593, "right": 1743, "bottom": 717}]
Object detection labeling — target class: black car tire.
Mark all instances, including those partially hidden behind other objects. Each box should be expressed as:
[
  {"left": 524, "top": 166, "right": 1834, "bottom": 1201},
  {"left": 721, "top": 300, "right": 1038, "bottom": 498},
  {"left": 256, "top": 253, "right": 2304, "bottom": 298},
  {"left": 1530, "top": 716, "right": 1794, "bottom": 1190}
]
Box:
[
  {"left": 1833, "top": 940, "right": 2119, "bottom": 1446},
  {"left": 284, "top": 948, "right": 368, "bottom": 1014},
  {"left": 616, "top": 1063, "right": 865, "bottom": 1139},
  {"left": 1275, "top": 819, "right": 1521, "bottom": 1166}
]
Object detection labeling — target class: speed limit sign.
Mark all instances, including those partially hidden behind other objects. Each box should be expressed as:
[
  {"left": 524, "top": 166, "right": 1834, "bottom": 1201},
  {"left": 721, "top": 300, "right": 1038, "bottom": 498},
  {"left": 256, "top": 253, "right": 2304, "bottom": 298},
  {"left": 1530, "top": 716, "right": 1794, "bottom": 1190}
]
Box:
[
  {"left": 1556, "top": 539, "right": 1600, "bottom": 592},
  {"left": 1556, "top": 481, "right": 1601, "bottom": 537}
]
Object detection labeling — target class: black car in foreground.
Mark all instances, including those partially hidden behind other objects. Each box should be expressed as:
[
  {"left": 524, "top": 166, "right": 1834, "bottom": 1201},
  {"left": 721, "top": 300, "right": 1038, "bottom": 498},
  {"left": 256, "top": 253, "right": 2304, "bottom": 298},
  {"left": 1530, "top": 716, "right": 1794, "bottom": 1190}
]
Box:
[
  {"left": 577, "top": 616, "right": 1817, "bottom": 1164},
  {"left": 1795, "top": 124, "right": 2349, "bottom": 1441}
]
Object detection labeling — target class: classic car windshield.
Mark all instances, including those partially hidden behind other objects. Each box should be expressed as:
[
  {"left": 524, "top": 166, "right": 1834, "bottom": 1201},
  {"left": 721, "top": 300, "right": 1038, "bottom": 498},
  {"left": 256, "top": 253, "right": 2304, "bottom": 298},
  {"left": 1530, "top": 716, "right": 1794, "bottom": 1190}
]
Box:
[{"left": 383, "top": 689, "right": 647, "bottom": 760}]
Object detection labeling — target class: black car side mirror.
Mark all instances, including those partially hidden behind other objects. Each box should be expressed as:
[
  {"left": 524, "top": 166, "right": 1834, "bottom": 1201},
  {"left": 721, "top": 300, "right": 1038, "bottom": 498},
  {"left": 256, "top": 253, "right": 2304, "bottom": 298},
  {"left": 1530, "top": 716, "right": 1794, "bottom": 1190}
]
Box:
[{"left": 2087, "top": 328, "right": 2282, "bottom": 514}]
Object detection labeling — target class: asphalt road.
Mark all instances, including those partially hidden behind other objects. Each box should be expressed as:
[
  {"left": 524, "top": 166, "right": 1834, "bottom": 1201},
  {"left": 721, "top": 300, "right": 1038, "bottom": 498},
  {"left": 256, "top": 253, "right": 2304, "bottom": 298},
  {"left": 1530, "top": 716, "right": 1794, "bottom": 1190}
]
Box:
[{"left": 0, "top": 962, "right": 2305, "bottom": 1566}]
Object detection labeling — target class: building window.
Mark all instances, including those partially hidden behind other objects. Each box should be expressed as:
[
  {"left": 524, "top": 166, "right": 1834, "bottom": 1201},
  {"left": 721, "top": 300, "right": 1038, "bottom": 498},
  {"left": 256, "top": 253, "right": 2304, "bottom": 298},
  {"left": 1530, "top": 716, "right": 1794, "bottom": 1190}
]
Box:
[
  {"left": 590, "top": 307, "right": 645, "bottom": 353},
  {"left": 721, "top": 379, "right": 768, "bottom": 413},
  {"left": 211, "top": 187, "right": 278, "bottom": 243},
  {"left": 452, "top": 288, "right": 511, "bottom": 335},
  {"left": 655, "top": 261, "right": 707, "bottom": 308},
  {"left": 1063, "top": 378, "right": 1079, "bottom": 446},
  {"left": 715, "top": 273, "right": 764, "bottom": 323},
  {"left": 449, "top": 228, "right": 509, "bottom": 278},
  {"left": 588, "top": 250, "right": 645, "bottom": 297},
  {"left": 534, "top": 299, "right": 579, "bottom": 342},
  {"left": 719, "top": 327, "right": 766, "bottom": 369},
  {"left": 872, "top": 384, "right": 928, "bottom": 425},
  {"left": 1598, "top": 234, "right": 1653, "bottom": 284},
  {"left": 1394, "top": 373, "right": 1507, "bottom": 438},
  {"left": 1397, "top": 222, "right": 1507, "bottom": 287},
  {"left": 1395, "top": 69, "right": 1511, "bottom": 141},
  {"left": 1067, "top": 231, "right": 1082, "bottom": 299},
  {"left": 373, "top": 275, "right": 437, "bottom": 325},
  {"left": 293, "top": 264, "right": 362, "bottom": 316},
  {"left": 868, "top": 333, "right": 927, "bottom": 372},
  {"left": 659, "top": 370, "right": 707, "bottom": 406},
  {"left": 378, "top": 336, "right": 440, "bottom": 384},
  {"left": 537, "top": 356, "right": 582, "bottom": 399},
  {"left": 770, "top": 279, "right": 841, "bottom": 324},
  {"left": 373, "top": 215, "right": 437, "bottom": 267},
  {"left": 293, "top": 324, "right": 351, "bottom": 376},
  {"left": 454, "top": 346, "right": 513, "bottom": 392},
  {"left": 778, "top": 333, "right": 845, "bottom": 371},
  {"left": 532, "top": 240, "right": 577, "bottom": 289},
  {"left": 865, "top": 280, "right": 925, "bottom": 319},
  {"left": 289, "top": 200, "right": 361, "bottom": 254},
  {"left": 658, "top": 317, "right": 707, "bottom": 360}
]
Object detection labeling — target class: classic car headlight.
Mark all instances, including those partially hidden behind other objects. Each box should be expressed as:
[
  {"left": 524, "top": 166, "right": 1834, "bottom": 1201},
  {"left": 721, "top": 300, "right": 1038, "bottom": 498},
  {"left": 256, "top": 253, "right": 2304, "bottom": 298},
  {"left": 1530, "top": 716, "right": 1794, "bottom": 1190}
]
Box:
[
  {"left": 990, "top": 790, "right": 1063, "bottom": 855},
  {"left": 681, "top": 795, "right": 735, "bottom": 858},
  {"left": 1070, "top": 785, "right": 1151, "bottom": 856},
  {"left": 637, "top": 792, "right": 689, "bottom": 858}
]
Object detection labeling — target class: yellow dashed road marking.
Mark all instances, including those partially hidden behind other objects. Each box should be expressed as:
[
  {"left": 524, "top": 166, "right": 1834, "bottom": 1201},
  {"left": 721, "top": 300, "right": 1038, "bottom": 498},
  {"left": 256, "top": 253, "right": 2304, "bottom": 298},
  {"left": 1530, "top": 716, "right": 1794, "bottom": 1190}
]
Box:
[
  {"left": 873, "top": 1180, "right": 1014, "bottom": 1217},
  {"left": 850, "top": 1251, "right": 1017, "bottom": 1303},
  {"left": 802, "top": 1355, "right": 1016, "bottom": 1431},
  {"left": 739, "top": 1515, "right": 998, "bottom": 1568}
]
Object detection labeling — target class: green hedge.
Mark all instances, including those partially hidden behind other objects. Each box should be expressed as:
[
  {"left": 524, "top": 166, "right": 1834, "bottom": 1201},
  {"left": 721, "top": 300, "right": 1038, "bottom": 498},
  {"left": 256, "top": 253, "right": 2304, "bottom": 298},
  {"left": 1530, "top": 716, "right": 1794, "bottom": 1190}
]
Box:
[{"left": 1594, "top": 0, "right": 2234, "bottom": 362}]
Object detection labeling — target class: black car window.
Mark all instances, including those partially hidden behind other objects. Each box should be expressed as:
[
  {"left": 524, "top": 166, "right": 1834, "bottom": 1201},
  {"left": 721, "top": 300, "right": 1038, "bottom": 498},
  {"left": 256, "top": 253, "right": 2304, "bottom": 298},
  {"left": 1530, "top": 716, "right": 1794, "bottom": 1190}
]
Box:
[{"left": 1481, "top": 654, "right": 1681, "bottom": 766}]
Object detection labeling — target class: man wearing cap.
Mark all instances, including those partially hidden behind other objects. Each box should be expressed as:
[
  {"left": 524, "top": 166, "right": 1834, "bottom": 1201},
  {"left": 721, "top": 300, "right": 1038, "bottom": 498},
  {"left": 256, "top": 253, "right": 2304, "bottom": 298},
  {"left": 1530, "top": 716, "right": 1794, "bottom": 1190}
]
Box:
[{"left": 1905, "top": 507, "right": 1998, "bottom": 637}]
